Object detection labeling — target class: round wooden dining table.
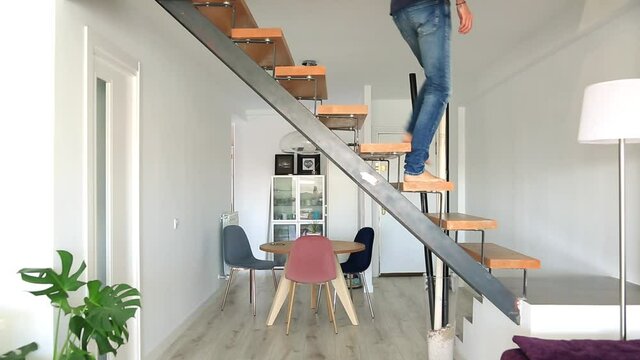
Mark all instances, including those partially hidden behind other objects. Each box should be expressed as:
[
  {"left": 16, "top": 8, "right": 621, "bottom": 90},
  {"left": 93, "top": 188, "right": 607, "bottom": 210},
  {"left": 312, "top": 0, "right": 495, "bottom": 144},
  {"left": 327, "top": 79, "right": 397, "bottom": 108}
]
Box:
[
  {"left": 260, "top": 240, "right": 364, "bottom": 255},
  {"left": 260, "top": 240, "right": 365, "bottom": 326}
]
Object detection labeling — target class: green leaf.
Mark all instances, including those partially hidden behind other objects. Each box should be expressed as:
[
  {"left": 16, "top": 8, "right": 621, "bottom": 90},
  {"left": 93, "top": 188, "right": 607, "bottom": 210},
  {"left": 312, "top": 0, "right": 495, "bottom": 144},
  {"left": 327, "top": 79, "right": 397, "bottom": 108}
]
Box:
[
  {"left": 70, "top": 280, "right": 141, "bottom": 356},
  {"left": 61, "top": 342, "right": 95, "bottom": 360},
  {"left": 17, "top": 250, "right": 86, "bottom": 314},
  {"left": 0, "top": 342, "right": 38, "bottom": 360}
]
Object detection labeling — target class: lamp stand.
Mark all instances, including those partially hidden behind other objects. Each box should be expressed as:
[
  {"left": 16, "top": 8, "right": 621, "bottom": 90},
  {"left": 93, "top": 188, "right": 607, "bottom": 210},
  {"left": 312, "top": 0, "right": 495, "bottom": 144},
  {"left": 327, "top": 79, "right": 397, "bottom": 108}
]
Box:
[{"left": 618, "top": 139, "right": 627, "bottom": 340}]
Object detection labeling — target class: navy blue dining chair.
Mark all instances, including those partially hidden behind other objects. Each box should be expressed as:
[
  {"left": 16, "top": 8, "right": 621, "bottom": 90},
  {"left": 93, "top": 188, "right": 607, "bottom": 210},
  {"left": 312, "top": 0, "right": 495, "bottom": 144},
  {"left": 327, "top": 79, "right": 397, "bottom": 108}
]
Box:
[
  {"left": 317, "top": 227, "right": 375, "bottom": 319},
  {"left": 340, "top": 227, "right": 375, "bottom": 319}
]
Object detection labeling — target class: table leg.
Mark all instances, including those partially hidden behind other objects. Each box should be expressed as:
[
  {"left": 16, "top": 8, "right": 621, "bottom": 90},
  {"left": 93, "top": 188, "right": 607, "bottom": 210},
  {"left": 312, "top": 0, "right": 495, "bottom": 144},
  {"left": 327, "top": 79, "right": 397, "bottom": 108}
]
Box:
[
  {"left": 331, "top": 259, "right": 359, "bottom": 326},
  {"left": 266, "top": 272, "right": 291, "bottom": 326}
]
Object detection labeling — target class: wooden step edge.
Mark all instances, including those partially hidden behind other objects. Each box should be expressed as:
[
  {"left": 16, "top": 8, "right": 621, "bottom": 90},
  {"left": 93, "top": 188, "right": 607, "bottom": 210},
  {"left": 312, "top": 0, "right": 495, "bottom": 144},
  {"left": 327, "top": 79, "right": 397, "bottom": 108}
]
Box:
[
  {"left": 358, "top": 143, "right": 410, "bottom": 154},
  {"left": 274, "top": 65, "right": 326, "bottom": 77},
  {"left": 317, "top": 104, "right": 368, "bottom": 117},
  {"left": 230, "top": 28, "right": 294, "bottom": 67},
  {"left": 317, "top": 104, "right": 368, "bottom": 130},
  {"left": 425, "top": 212, "right": 497, "bottom": 230},
  {"left": 392, "top": 180, "right": 454, "bottom": 192},
  {"left": 230, "top": 27, "right": 283, "bottom": 39},
  {"left": 459, "top": 243, "right": 541, "bottom": 269}
]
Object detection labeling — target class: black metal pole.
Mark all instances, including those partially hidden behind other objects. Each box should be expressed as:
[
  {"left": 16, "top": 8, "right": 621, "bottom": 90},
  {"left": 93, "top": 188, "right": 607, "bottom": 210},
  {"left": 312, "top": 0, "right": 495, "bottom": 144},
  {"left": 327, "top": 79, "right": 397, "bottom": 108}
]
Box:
[
  {"left": 410, "top": 73, "right": 435, "bottom": 329},
  {"left": 409, "top": 73, "right": 418, "bottom": 108},
  {"left": 442, "top": 104, "right": 451, "bottom": 327}
]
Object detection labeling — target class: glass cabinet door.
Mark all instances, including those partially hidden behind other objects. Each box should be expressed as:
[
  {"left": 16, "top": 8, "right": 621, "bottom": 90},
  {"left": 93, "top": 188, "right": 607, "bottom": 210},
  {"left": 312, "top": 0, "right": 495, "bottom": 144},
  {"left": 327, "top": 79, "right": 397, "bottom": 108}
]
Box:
[
  {"left": 273, "top": 176, "right": 296, "bottom": 221},
  {"left": 300, "top": 223, "right": 324, "bottom": 237},
  {"left": 273, "top": 224, "right": 297, "bottom": 241},
  {"left": 298, "top": 176, "right": 323, "bottom": 222}
]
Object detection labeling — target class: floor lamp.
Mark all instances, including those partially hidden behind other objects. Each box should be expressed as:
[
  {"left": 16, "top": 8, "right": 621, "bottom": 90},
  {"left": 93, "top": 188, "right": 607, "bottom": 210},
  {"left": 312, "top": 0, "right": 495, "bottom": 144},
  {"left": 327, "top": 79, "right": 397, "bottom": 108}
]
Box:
[{"left": 578, "top": 78, "right": 640, "bottom": 340}]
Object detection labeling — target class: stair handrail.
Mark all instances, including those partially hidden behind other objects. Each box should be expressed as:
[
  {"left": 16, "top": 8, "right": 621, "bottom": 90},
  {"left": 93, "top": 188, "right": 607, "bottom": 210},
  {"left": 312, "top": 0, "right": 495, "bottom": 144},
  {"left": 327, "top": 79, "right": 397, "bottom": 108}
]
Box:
[{"left": 156, "top": 0, "right": 521, "bottom": 324}]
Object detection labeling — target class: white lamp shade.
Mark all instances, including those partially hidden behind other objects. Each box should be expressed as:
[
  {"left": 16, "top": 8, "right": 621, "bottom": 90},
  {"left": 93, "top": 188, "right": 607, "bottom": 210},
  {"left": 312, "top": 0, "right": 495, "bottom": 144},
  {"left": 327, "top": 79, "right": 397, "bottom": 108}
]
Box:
[
  {"left": 279, "top": 131, "right": 319, "bottom": 154},
  {"left": 578, "top": 78, "right": 640, "bottom": 144}
]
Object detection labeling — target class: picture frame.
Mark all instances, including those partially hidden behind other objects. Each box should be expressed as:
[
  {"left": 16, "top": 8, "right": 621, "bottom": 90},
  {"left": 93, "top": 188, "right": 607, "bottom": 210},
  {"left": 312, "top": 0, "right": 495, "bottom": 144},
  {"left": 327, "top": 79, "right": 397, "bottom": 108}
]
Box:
[
  {"left": 296, "top": 154, "right": 321, "bottom": 175},
  {"left": 274, "top": 154, "right": 294, "bottom": 175}
]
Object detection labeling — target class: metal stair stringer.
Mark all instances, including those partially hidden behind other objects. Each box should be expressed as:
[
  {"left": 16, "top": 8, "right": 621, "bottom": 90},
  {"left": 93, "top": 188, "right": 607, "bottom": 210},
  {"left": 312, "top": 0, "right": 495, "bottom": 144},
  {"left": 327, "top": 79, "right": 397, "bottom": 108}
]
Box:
[{"left": 156, "top": 0, "right": 521, "bottom": 324}]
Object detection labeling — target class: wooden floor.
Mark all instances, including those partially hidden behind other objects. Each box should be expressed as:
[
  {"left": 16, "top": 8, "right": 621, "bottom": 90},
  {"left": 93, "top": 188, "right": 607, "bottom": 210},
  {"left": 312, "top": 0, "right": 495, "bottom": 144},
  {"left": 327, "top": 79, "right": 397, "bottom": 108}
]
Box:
[{"left": 161, "top": 274, "right": 432, "bottom": 360}]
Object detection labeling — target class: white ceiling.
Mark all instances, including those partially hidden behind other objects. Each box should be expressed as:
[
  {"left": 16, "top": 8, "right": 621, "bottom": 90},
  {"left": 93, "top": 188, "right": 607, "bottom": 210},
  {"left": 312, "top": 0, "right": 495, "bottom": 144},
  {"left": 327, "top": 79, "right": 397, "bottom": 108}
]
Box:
[{"left": 245, "top": 0, "right": 577, "bottom": 102}]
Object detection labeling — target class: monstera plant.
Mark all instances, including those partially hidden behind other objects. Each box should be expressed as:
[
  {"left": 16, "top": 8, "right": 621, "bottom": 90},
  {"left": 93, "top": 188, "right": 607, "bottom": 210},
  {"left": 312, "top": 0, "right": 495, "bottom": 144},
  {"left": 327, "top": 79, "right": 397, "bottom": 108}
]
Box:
[
  {"left": 18, "top": 250, "right": 141, "bottom": 360},
  {"left": 0, "top": 343, "right": 38, "bottom": 360}
]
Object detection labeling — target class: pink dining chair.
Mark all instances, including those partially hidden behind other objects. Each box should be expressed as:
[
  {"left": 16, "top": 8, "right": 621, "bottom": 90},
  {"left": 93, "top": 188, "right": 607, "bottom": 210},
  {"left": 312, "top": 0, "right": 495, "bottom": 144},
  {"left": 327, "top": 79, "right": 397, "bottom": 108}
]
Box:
[{"left": 284, "top": 235, "right": 338, "bottom": 335}]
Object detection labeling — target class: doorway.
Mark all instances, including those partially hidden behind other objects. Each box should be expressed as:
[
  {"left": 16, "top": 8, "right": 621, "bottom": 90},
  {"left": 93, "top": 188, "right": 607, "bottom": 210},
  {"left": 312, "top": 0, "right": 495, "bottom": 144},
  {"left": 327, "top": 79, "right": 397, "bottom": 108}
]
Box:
[
  {"left": 85, "top": 29, "right": 141, "bottom": 360},
  {"left": 373, "top": 120, "right": 446, "bottom": 274}
]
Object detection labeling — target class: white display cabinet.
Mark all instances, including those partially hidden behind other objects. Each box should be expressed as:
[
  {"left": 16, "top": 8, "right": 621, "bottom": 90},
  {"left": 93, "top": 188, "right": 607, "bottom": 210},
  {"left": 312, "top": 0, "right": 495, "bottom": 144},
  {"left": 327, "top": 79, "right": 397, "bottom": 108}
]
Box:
[{"left": 271, "top": 175, "right": 325, "bottom": 241}]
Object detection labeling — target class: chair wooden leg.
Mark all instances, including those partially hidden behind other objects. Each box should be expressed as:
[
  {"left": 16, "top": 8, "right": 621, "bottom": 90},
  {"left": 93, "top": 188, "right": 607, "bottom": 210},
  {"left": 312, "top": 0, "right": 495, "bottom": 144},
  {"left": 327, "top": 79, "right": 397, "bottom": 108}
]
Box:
[
  {"left": 325, "top": 282, "right": 338, "bottom": 334},
  {"left": 220, "top": 268, "right": 236, "bottom": 311},
  {"left": 286, "top": 282, "right": 297, "bottom": 335},
  {"left": 324, "top": 283, "right": 333, "bottom": 321},
  {"left": 250, "top": 269, "right": 256, "bottom": 316},
  {"left": 360, "top": 272, "right": 375, "bottom": 319},
  {"left": 315, "top": 283, "right": 323, "bottom": 314},
  {"left": 271, "top": 268, "right": 278, "bottom": 290}
]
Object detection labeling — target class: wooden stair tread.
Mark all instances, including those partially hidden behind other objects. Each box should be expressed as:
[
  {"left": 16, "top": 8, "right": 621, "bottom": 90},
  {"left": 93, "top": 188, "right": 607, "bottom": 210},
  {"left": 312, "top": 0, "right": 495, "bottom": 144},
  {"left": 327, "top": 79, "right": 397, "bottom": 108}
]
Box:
[
  {"left": 425, "top": 212, "right": 497, "bottom": 230},
  {"left": 193, "top": 0, "right": 257, "bottom": 36},
  {"left": 231, "top": 28, "right": 294, "bottom": 68},
  {"left": 274, "top": 66, "right": 328, "bottom": 100},
  {"left": 316, "top": 104, "right": 368, "bottom": 130},
  {"left": 459, "top": 243, "right": 541, "bottom": 269},
  {"left": 358, "top": 143, "right": 411, "bottom": 161},
  {"left": 392, "top": 180, "right": 454, "bottom": 192},
  {"left": 358, "top": 143, "right": 410, "bottom": 154}
]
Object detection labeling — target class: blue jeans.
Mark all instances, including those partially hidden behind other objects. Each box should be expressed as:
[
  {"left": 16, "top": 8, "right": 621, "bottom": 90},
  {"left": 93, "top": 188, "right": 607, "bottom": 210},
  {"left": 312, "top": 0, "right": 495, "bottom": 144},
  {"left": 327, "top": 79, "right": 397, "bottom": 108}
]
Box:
[{"left": 392, "top": 0, "right": 451, "bottom": 175}]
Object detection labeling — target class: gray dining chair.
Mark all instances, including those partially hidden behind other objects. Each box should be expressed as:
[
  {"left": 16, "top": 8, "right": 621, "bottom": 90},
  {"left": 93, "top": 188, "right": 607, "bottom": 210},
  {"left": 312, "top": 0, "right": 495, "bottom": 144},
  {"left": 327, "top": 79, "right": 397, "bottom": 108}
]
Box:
[{"left": 221, "top": 225, "right": 278, "bottom": 316}]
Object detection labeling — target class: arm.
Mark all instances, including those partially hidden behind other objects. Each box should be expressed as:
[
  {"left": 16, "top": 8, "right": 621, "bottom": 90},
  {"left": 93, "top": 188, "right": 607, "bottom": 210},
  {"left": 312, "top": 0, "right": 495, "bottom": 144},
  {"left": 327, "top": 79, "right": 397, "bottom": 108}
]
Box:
[{"left": 455, "top": 1, "right": 473, "bottom": 34}]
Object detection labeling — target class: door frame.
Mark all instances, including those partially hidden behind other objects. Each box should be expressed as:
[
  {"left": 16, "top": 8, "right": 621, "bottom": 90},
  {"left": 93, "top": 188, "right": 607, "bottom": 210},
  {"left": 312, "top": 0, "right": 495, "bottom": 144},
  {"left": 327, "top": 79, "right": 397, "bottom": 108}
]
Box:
[{"left": 83, "top": 26, "right": 141, "bottom": 359}]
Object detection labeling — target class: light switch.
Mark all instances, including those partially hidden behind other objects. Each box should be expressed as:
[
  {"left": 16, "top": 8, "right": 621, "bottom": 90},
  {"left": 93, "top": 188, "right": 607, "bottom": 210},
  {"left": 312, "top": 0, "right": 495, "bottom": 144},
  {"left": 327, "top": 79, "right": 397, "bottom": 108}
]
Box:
[{"left": 173, "top": 218, "right": 179, "bottom": 230}]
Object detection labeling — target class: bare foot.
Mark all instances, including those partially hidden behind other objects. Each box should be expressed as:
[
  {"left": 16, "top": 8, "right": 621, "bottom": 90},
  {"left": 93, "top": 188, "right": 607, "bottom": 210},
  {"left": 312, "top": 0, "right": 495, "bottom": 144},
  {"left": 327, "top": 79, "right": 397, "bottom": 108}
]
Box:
[{"left": 403, "top": 170, "right": 445, "bottom": 183}]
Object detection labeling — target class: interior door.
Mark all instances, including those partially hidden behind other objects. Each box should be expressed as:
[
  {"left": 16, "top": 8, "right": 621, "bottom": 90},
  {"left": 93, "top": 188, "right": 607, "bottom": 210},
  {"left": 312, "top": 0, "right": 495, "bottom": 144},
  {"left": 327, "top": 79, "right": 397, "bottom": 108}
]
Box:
[
  {"left": 90, "top": 46, "right": 140, "bottom": 360},
  {"left": 376, "top": 131, "right": 441, "bottom": 274}
]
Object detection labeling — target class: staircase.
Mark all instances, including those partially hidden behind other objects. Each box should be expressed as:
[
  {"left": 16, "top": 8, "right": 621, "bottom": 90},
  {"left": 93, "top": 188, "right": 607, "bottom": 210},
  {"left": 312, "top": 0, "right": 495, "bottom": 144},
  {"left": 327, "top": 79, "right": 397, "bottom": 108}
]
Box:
[
  {"left": 454, "top": 276, "right": 640, "bottom": 359},
  {"left": 157, "top": 0, "right": 526, "bottom": 337}
]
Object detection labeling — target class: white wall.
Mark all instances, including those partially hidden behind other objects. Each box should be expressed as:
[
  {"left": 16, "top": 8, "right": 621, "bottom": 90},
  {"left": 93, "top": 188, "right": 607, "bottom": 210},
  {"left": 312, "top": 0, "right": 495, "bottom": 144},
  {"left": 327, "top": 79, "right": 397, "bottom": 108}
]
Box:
[
  {"left": 0, "top": 2, "right": 55, "bottom": 358},
  {"left": 234, "top": 109, "right": 295, "bottom": 253},
  {"left": 457, "top": 4, "right": 640, "bottom": 281},
  {"left": 326, "top": 162, "right": 358, "bottom": 242},
  {"left": 53, "top": 0, "right": 247, "bottom": 356}
]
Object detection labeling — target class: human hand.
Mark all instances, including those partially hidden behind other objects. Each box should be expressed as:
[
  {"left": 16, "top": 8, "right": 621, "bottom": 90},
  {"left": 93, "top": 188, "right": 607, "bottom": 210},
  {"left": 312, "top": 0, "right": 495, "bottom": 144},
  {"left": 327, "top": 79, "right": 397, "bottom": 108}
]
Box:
[{"left": 456, "top": 2, "right": 473, "bottom": 34}]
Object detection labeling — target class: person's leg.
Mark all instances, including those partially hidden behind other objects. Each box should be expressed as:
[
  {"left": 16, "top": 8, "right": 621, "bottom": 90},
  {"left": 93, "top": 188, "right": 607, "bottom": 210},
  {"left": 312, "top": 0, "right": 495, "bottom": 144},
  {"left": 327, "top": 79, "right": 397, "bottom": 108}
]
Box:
[
  {"left": 392, "top": 5, "right": 424, "bottom": 142},
  {"left": 395, "top": 0, "right": 451, "bottom": 179}
]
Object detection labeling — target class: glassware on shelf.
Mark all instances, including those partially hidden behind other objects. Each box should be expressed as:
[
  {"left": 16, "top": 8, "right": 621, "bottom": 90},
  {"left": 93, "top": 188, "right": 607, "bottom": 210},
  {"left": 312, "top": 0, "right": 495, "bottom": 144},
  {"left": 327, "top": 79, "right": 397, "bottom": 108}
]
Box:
[
  {"left": 271, "top": 175, "right": 325, "bottom": 241},
  {"left": 274, "top": 224, "right": 297, "bottom": 241}
]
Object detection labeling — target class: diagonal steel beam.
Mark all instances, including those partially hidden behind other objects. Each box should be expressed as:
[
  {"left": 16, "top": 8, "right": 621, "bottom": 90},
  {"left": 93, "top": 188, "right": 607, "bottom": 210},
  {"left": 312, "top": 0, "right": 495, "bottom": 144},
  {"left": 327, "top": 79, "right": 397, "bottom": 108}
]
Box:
[{"left": 156, "top": 0, "right": 520, "bottom": 324}]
